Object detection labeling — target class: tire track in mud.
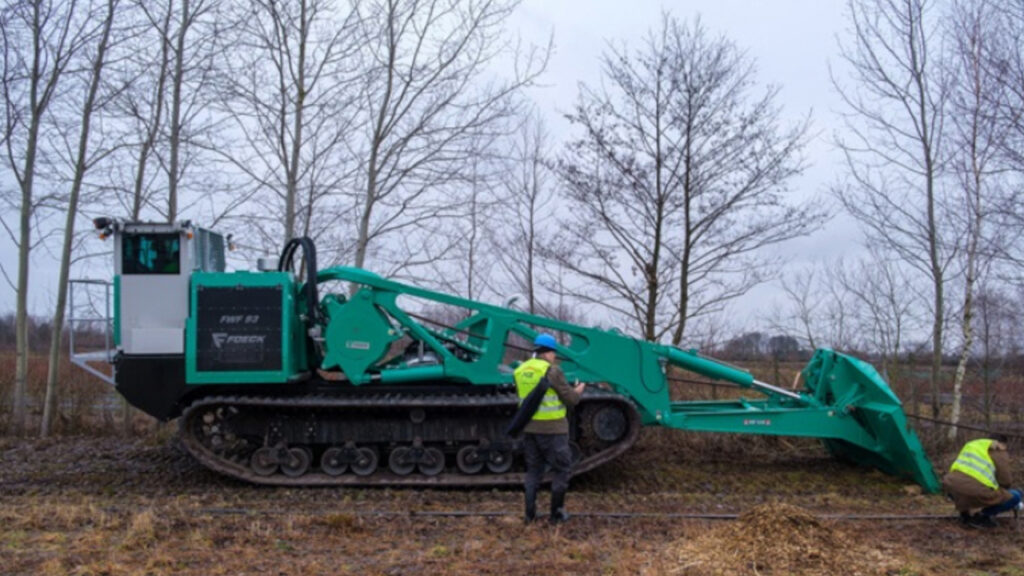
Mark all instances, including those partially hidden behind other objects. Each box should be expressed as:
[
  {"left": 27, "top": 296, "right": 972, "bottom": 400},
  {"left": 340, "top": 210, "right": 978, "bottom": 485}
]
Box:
[{"left": 0, "top": 435, "right": 944, "bottom": 518}]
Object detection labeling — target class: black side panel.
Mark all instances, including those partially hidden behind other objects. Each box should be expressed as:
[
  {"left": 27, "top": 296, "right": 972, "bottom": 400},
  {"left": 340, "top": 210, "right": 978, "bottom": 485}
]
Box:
[
  {"left": 115, "top": 355, "right": 187, "bottom": 421},
  {"left": 195, "top": 285, "right": 283, "bottom": 372}
]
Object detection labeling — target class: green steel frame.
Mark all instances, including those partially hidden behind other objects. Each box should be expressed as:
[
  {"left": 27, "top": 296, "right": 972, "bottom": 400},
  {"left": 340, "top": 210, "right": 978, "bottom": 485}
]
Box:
[{"left": 313, "top": 266, "right": 940, "bottom": 493}]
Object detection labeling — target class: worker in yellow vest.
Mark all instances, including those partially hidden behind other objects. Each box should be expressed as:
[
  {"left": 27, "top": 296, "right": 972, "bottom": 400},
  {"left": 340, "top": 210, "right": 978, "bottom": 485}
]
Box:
[
  {"left": 515, "top": 333, "right": 586, "bottom": 524},
  {"left": 942, "top": 436, "right": 1021, "bottom": 528}
]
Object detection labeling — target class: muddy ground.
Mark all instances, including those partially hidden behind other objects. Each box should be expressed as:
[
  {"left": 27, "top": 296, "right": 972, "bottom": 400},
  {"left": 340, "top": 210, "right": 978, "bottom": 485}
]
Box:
[{"left": 1, "top": 430, "right": 1022, "bottom": 576}]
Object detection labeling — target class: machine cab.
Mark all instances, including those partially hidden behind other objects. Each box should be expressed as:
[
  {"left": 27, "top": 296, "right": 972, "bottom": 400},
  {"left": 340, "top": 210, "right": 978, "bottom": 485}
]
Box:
[{"left": 103, "top": 219, "right": 226, "bottom": 355}]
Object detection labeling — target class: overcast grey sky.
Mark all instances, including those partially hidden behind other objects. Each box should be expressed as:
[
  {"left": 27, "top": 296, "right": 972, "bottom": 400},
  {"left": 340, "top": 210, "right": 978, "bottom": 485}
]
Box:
[{"left": 1, "top": 0, "right": 862, "bottom": 331}]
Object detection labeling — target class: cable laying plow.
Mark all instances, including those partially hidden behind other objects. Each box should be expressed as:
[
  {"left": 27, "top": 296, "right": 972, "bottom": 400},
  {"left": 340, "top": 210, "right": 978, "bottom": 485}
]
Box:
[{"left": 71, "top": 220, "right": 940, "bottom": 492}]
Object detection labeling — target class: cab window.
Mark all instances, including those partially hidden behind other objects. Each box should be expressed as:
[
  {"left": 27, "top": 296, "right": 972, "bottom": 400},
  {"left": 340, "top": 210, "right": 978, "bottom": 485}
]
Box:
[{"left": 122, "top": 233, "right": 181, "bottom": 275}]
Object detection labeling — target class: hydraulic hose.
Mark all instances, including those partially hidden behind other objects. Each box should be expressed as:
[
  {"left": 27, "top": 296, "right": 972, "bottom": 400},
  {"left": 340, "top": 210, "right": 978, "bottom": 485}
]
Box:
[{"left": 278, "top": 237, "right": 320, "bottom": 324}]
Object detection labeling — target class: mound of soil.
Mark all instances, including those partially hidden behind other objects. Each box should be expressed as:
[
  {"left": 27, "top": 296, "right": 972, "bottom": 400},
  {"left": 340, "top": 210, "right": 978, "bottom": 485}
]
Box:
[{"left": 666, "top": 502, "right": 898, "bottom": 576}]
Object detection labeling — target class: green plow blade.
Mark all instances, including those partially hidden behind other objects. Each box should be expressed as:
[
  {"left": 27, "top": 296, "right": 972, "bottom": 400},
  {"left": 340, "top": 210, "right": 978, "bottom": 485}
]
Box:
[{"left": 802, "top": 350, "right": 941, "bottom": 493}]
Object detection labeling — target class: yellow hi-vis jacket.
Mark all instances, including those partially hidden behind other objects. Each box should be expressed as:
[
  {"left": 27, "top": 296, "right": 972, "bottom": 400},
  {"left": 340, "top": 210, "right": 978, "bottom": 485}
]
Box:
[
  {"left": 513, "top": 358, "right": 566, "bottom": 421},
  {"left": 950, "top": 439, "right": 999, "bottom": 490}
]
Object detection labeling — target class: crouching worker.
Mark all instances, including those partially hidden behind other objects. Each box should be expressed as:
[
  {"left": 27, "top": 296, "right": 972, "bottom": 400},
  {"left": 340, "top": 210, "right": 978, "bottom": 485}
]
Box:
[
  {"left": 943, "top": 437, "right": 1022, "bottom": 528},
  {"left": 512, "top": 333, "right": 586, "bottom": 525}
]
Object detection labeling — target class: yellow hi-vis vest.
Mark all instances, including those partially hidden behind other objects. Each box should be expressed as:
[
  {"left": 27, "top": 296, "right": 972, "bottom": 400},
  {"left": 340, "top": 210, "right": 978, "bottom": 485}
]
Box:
[
  {"left": 950, "top": 439, "right": 998, "bottom": 490},
  {"left": 514, "top": 358, "right": 566, "bottom": 421}
]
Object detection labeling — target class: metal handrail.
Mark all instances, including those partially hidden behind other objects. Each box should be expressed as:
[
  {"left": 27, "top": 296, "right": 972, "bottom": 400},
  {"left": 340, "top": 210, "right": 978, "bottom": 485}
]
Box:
[{"left": 68, "top": 278, "right": 115, "bottom": 385}]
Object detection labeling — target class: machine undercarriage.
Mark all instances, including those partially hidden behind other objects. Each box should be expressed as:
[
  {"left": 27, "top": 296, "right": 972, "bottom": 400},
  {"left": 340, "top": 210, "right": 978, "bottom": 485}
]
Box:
[{"left": 180, "top": 387, "right": 639, "bottom": 485}]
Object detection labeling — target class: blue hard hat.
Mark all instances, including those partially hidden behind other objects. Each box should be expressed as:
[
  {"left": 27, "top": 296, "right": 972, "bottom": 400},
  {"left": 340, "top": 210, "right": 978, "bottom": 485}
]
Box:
[{"left": 533, "top": 333, "right": 558, "bottom": 351}]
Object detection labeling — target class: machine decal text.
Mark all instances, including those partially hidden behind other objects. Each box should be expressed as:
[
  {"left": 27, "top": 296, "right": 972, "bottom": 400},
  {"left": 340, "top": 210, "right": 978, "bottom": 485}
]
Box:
[
  {"left": 219, "top": 314, "right": 261, "bottom": 324},
  {"left": 212, "top": 332, "right": 267, "bottom": 348}
]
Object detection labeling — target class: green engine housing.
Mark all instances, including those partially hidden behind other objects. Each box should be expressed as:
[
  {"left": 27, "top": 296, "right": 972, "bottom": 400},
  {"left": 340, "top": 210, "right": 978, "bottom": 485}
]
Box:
[{"left": 185, "top": 271, "right": 309, "bottom": 385}]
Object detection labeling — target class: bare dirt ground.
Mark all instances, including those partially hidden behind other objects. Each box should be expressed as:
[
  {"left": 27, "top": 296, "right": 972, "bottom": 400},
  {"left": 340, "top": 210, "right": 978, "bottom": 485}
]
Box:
[{"left": 1, "top": 430, "right": 1021, "bottom": 576}]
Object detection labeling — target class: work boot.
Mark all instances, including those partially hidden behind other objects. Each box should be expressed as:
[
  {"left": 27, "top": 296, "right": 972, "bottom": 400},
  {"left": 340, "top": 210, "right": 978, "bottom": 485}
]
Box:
[
  {"left": 971, "top": 513, "right": 997, "bottom": 528},
  {"left": 549, "top": 490, "right": 568, "bottom": 525},
  {"left": 524, "top": 487, "right": 537, "bottom": 525},
  {"left": 959, "top": 511, "right": 973, "bottom": 527}
]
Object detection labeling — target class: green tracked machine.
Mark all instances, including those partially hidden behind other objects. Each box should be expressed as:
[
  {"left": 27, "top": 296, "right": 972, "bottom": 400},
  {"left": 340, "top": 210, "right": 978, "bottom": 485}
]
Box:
[{"left": 69, "top": 219, "right": 941, "bottom": 491}]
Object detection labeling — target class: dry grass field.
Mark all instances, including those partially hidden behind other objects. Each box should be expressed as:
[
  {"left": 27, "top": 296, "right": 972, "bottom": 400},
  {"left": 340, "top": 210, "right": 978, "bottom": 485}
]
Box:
[{"left": 1, "top": 428, "right": 1022, "bottom": 576}]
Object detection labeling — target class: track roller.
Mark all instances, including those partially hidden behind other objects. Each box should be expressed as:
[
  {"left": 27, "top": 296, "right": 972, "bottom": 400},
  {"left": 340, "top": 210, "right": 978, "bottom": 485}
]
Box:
[
  {"left": 251, "top": 446, "right": 279, "bottom": 476},
  {"left": 486, "top": 450, "right": 513, "bottom": 473},
  {"left": 418, "top": 447, "right": 445, "bottom": 476},
  {"left": 456, "top": 445, "right": 485, "bottom": 474},
  {"left": 322, "top": 443, "right": 379, "bottom": 476},
  {"left": 281, "top": 447, "right": 312, "bottom": 477},
  {"left": 389, "top": 447, "right": 416, "bottom": 476},
  {"left": 321, "top": 447, "right": 349, "bottom": 476}
]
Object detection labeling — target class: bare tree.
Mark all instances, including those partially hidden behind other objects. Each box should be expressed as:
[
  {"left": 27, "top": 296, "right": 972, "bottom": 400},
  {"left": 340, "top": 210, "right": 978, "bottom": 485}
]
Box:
[
  {"left": 154, "top": 0, "right": 233, "bottom": 225},
  {"left": 983, "top": 3, "right": 1024, "bottom": 278},
  {"left": 460, "top": 172, "right": 490, "bottom": 302},
  {"left": 945, "top": 0, "right": 1014, "bottom": 437},
  {"left": 553, "top": 14, "right": 818, "bottom": 342},
  {"left": 426, "top": 133, "right": 504, "bottom": 301},
  {"left": 995, "top": 1, "right": 1024, "bottom": 176},
  {"left": 219, "top": 0, "right": 363, "bottom": 251},
  {"left": 1, "top": 0, "right": 93, "bottom": 434},
  {"left": 974, "top": 284, "right": 1016, "bottom": 428},
  {"left": 771, "top": 259, "right": 870, "bottom": 356},
  {"left": 492, "top": 110, "right": 555, "bottom": 315},
  {"left": 104, "top": 0, "right": 175, "bottom": 220},
  {"left": 812, "top": 262, "right": 862, "bottom": 352},
  {"left": 351, "top": 0, "right": 547, "bottom": 275},
  {"left": 834, "top": 0, "right": 952, "bottom": 418},
  {"left": 166, "top": 0, "right": 215, "bottom": 222},
  {"left": 40, "top": 0, "right": 119, "bottom": 437},
  {"left": 777, "top": 266, "right": 821, "bottom": 350},
  {"left": 839, "top": 252, "right": 922, "bottom": 403}
]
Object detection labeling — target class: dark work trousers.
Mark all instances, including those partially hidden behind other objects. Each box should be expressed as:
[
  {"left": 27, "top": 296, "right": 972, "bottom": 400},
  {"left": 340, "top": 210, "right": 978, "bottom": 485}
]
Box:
[
  {"left": 981, "top": 489, "right": 1022, "bottom": 517},
  {"left": 523, "top": 432, "right": 572, "bottom": 518}
]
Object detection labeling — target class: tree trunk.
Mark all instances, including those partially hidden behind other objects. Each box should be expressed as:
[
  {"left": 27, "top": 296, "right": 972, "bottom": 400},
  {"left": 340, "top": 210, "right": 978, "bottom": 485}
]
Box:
[
  {"left": 167, "top": 0, "right": 190, "bottom": 223},
  {"left": 131, "top": 0, "right": 172, "bottom": 220},
  {"left": 981, "top": 329, "right": 992, "bottom": 430},
  {"left": 12, "top": 154, "right": 34, "bottom": 435},
  {"left": 354, "top": 171, "right": 375, "bottom": 271},
  {"left": 948, "top": 263, "right": 975, "bottom": 440},
  {"left": 41, "top": 0, "right": 116, "bottom": 438},
  {"left": 525, "top": 143, "right": 543, "bottom": 315},
  {"left": 284, "top": 0, "right": 308, "bottom": 241},
  {"left": 671, "top": 118, "right": 694, "bottom": 347},
  {"left": 11, "top": 9, "right": 48, "bottom": 436},
  {"left": 928, "top": 253, "right": 944, "bottom": 418}
]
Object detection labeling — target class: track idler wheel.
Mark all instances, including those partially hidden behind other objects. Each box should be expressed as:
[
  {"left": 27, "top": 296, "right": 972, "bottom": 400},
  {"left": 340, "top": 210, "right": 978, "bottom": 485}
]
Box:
[{"left": 589, "top": 405, "right": 629, "bottom": 442}]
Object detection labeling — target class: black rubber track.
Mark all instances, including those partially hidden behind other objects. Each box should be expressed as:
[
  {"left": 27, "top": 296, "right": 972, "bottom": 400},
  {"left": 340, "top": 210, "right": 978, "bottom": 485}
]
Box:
[{"left": 179, "top": 389, "right": 642, "bottom": 487}]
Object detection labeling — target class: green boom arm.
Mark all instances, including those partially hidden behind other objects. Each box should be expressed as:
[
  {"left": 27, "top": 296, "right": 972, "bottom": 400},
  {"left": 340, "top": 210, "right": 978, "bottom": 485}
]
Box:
[{"left": 313, "top": 266, "right": 940, "bottom": 493}]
